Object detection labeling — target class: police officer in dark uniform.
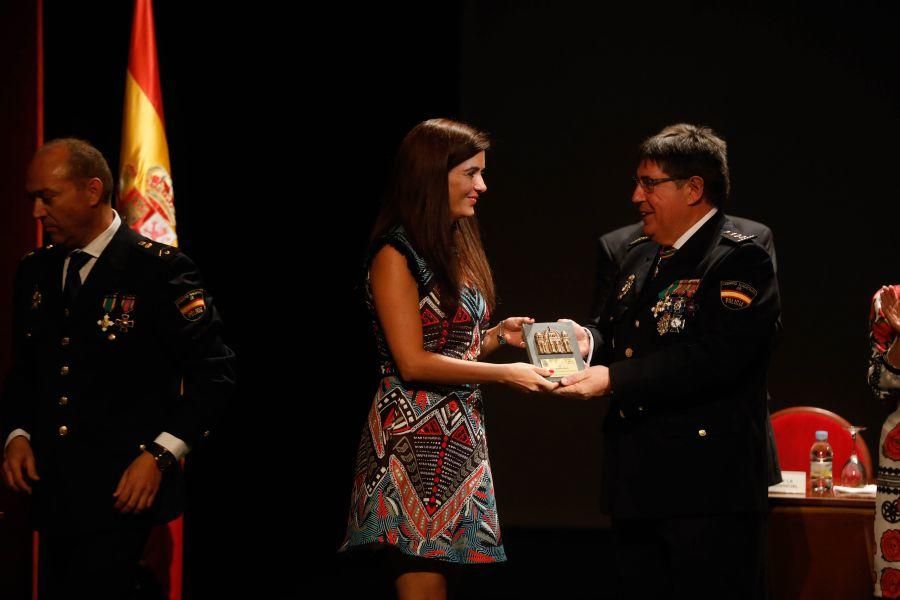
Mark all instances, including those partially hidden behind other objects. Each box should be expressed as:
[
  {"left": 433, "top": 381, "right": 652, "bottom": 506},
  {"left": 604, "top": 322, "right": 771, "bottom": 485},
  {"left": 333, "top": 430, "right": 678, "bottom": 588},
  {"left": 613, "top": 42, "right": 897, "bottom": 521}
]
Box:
[
  {"left": 557, "top": 124, "right": 780, "bottom": 599},
  {"left": 592, "top": 217, "right": 783, "bottom": 488},
  {"left": 1, "top": 138, "right": 235, "bottom": 598}
]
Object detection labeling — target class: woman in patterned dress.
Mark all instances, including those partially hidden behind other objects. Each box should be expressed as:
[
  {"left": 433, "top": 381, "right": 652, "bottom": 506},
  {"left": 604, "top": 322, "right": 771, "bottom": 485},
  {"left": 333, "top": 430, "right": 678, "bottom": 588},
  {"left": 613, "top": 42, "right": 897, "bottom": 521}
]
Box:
[
  {"left": 870, "top": 285, "right": 900, "bottom": 598},
  {"left": 340, "top": 119, "right": 558, "bottom": 599}
]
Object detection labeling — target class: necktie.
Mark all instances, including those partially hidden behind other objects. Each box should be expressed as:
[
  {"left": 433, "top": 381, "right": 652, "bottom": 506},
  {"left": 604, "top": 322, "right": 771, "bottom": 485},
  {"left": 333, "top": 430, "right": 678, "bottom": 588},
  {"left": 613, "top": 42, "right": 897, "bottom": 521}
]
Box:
[
  {"left": 64, "top": 250, "right": 90, "bottom": 306},
  {"left": 653, "top": 246, "right": 676, "bottom": 279}
]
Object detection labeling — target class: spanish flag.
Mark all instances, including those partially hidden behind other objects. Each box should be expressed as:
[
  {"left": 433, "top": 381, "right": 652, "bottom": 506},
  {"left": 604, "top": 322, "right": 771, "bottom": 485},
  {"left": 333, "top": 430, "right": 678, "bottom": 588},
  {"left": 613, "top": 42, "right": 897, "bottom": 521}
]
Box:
[
  {"left": 120, "top": 3, "right": 183, "bottom": 598},
  {"left": 119, "top": 0, "right": 177, "bottom": 246}
]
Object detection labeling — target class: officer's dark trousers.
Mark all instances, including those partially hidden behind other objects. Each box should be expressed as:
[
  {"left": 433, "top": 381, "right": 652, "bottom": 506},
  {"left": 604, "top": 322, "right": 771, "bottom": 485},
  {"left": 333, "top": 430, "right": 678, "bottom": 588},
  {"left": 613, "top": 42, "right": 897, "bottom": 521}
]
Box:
[
  {"left": 37, "top": 524, "right": 152, "bottom": 599},
  {"left": 612, "top": 512, "right": 767, "bottom": 599}
]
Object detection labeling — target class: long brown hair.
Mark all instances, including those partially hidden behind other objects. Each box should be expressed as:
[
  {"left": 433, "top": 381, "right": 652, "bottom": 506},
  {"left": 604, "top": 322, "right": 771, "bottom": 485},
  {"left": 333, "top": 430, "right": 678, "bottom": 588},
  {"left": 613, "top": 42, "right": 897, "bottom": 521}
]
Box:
[{"left": 371, "top": 118, "right": 496, "bottom": 312}]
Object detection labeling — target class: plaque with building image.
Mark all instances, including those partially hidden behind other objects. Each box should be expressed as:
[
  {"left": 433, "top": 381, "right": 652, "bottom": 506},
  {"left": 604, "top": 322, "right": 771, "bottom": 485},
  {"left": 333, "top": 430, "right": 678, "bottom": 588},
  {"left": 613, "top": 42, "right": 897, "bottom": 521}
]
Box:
[{"left": 522, "top": 321, "right": 586, "bottom": 382}]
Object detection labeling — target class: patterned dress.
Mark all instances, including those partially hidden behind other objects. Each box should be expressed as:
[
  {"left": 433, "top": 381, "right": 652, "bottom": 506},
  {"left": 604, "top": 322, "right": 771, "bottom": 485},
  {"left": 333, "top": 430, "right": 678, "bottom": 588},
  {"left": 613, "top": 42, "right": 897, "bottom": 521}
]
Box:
[
  {"left": 869, "top": 285, "right": 900, "bottom": 598},
  {"left": 340, "top": 227, "right": 507, "bottom": 564}
]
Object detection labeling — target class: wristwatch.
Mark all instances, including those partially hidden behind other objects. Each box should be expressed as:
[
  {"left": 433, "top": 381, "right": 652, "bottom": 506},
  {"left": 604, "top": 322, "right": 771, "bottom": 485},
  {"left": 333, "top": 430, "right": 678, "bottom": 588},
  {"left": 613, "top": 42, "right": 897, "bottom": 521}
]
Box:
[
  {"left": 497, "top": 320, "right": 508, "bottom": 345},
  {"left": 144, "top": 441, "right": 176, "bottom": 472}
]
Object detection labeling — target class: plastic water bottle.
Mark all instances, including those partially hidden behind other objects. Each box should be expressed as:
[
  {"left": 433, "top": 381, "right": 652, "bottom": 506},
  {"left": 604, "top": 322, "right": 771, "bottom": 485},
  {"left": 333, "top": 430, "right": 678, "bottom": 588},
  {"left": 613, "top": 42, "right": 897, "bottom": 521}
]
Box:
[{"left": 810, "top": 430, "right": 834, "bottom": 494}]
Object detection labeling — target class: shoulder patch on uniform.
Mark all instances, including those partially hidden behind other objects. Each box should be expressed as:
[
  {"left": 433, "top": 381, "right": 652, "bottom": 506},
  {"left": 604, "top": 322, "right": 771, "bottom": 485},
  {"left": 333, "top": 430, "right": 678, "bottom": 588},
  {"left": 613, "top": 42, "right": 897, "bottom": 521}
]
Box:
[
  {"left": 176, "top": 289, "right": 207, "bottom": 321},
  {"left": 627, "top": 235, "right": 651, "bottom": 248},
  {"left": 721, "top": 230, "right": 758, "bottom": 244},
  {"left": 136, "top": 238, "right": 179, "bottom": 261},
  {"left": 720, "top": 280, "right": 758, "bottom": 310}
]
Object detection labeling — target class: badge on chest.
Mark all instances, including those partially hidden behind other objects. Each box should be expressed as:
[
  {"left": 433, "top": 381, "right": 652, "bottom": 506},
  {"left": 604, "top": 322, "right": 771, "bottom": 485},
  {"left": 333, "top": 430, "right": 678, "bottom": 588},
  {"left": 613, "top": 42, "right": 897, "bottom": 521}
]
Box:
[
  {"left": 618, "top": 274, "right": 636, "bottom": 300},
  {"left": 651, "top": 279, "right": 701, "bottom": 335},
  {"left": 98, "top": 293, "right": 137, "bottom": 336}
]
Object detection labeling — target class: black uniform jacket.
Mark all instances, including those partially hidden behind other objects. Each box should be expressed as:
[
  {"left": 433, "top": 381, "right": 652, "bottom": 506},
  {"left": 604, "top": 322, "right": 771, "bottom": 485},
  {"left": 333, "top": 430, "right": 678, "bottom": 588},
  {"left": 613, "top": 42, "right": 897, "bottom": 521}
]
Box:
[
  {"left": 1, "top": 224, "right": 235, "bottom": 533},
  {"left": 586, "top": 212, "right": 780, "bottom": 519}
]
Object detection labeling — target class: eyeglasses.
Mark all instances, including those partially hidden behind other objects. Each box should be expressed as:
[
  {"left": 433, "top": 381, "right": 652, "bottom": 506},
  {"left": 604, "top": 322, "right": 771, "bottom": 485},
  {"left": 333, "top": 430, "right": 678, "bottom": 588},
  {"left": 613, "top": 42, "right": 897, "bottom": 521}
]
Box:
[{"left": 632, "top": 176, "right": 686, "bottom": 194}]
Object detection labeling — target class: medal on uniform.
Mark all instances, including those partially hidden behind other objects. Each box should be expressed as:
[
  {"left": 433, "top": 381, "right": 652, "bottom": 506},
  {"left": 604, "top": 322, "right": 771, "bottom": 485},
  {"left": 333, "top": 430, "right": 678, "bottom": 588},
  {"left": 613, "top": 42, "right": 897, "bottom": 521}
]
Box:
[
  {"left": 98, "top": 294, "right": 118, "bottom": 332},
  {"left": 31, "top": 287, "right": 42, "bottom": 310},
  {"left": 653, "top": 279, "right": 701, "bottom": 335},
  {"left": 119, "top": 295, "right": 135, "bottom": 314},
  {"left": 116, "top": 295, "right": 136, "bottom": 332},
  {"left": 657, "top": 312, "right": 671, "bottom": 335},
  {"left": 102, "top": 294, "right": 118, "bottom": 313},
  {"left": 98, "top": 314, "right": 114, "bottom": 332},
  {"left": 651, "top": 296, "right": 671, "bottom": 318},
  {"left": 115, "top": 315, "right": 135, "bottom": 333}
]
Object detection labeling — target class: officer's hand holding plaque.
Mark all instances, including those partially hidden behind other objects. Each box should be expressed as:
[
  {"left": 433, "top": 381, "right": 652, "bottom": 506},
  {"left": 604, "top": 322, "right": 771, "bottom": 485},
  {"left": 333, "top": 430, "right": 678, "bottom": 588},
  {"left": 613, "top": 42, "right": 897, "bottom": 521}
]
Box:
[{"left": 522, "top": 321, "right": 586, "bottom": 382}]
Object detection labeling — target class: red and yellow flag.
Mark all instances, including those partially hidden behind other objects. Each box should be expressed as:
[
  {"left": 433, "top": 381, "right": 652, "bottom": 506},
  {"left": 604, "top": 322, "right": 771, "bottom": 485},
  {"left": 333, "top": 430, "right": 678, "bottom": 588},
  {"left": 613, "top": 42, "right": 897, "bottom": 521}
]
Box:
[
  {"left": 119, "top": 0, "right": 177, "bottom": 246},
  {"left": 119, "top": 5, "right": 184, "bottom": 599}
]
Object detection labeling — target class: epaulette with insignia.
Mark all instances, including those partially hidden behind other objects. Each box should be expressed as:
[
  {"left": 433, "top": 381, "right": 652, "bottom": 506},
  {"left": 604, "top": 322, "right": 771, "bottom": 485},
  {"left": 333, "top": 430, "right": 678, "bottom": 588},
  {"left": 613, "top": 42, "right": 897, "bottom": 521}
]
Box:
[
  {"left": 627, "top": 235, "right": 651, "bottom": 248},
  {"left": 21, "top": 244, "right": 57, "bottom": 261},
  {"left": 135, "top": 238, "right": 179, "bottom": 261},
  {"left": 721, "top": 230, "right": 757, "bottom": 244}
]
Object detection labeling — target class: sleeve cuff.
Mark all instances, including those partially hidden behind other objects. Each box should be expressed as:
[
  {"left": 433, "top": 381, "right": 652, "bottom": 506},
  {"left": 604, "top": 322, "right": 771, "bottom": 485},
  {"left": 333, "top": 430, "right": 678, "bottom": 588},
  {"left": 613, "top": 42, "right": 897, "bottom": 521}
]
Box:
[
  {"left": 5, "top": 429, "right": 30, "bottom": 449},
  {"left": 155, "top": 432, "right": 190, "bottom": 460}
]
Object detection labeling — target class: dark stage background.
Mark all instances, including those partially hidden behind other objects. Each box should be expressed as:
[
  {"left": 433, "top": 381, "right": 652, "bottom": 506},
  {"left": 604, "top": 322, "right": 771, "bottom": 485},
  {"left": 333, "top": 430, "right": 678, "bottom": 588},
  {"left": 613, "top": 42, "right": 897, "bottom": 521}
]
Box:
[{"left": 2, "top": 2, "right": 899, "bottom": 597}]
